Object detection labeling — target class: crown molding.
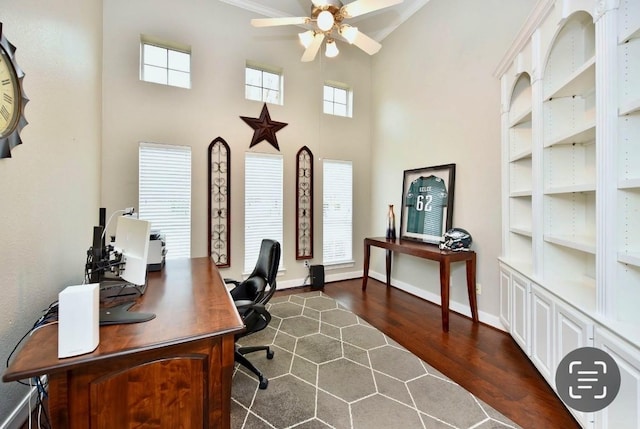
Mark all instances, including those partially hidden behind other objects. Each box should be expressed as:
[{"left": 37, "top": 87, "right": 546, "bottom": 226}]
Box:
[
  {"left": 493, "top": 0, "right": 555, "bottom": 79},
  {"left": 218, "top": 0, "right": 290, "bottom": 19}
]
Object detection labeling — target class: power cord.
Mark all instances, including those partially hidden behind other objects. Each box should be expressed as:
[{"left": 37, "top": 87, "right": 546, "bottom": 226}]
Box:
[{"left": 6, "top": 302, "right": 57, "bottom": 429}]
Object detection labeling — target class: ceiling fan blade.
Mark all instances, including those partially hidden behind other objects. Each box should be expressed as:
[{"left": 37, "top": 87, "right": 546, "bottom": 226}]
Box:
[
  {"left": 352, "top": 30, "right": 382, "bottom": 55},
  {"left": 341, "top": 0, "right": 403, "bottom": 18},
  {"left": 251, "top": 17, "right": 309, "bottom": 27},
  {"left": 301, "top": 33, "right": 325, "bottom": 62}
]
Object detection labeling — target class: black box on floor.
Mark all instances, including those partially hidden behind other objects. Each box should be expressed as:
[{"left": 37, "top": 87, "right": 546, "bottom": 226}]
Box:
[{"left": 310, "top": 265, "right": 325, "bottom": 290}]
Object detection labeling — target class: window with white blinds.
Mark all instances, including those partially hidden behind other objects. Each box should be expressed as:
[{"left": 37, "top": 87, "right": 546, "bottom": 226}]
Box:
[
  {"left": 244, "top": 153, "right": 283, "bottom": 272},
  {"left": 138, "top": 142, "right": 192, "bottom": 259},
  {"left": 323, "top": 160, "right": 353, "bottom": 265}
]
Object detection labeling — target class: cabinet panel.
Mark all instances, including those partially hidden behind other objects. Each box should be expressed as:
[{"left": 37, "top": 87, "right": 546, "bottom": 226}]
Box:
[
  {"left": 511, "top": 272, "right": 530, "bottom": 354},
  {"left": 555, "top": 303, "right": 595, "bottom": 428},
  {"left": 531, "top": 284, "right": 554, "bottom": 382},
  {"left": 499, "top": 266, "right": 511, "bottom": 330},
  {"left": 594, "top": 328, "right": 640, "bottom": 429}
]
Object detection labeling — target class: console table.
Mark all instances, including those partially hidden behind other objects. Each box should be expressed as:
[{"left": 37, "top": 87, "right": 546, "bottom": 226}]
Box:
[
  {"left": 362, "top": 237, "right": 478, "bottom": 332},
  {"left": 2, "top": 258, "right": 244, "bottom": 429}
]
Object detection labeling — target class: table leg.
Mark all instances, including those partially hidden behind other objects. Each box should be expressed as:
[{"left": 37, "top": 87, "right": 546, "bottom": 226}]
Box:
[
  {"left": 466, "top": 255, "right": 479, "bottom": 323},
  {"left": 362, "top": 243, "right": 371, "bottom": 291},
  {"left": 385, "top": 250, "right": 392, "bottom": 287},
  {"left": 439, "top": 258, "right": 451, "bottom": 332}
]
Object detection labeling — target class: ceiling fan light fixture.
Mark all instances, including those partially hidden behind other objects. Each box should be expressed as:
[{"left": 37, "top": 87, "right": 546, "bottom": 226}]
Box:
[
  {"left": 325, "top": 39, "right": 339, "bottom": 58},
  {"left": 317, "top": 10, "right": 335, "bottom": 32},
  {"left": 299, "top": 30, "right": 315, "bottom": 48},
  {"left": 340, "top": 25, "right": 358, "bottom": 44}
]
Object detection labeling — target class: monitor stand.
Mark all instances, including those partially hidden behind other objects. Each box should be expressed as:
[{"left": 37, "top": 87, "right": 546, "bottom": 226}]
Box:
[
  {"left": 99, "top": 302, "right": 155, "bottom": 326},
  {"left": 99, "top": 278, "right": 147, "bottom": 301}
]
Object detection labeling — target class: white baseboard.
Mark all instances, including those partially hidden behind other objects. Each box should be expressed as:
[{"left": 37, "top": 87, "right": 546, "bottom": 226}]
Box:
[
  {"left": 277, "top": 269, "right": 363, "bottom": 290},
  {"left": 277, "top": 269, "right": 506, "bottom": 332},
  {"left": 367, "top": 270, "right": 506, "bottom": 332},
  {"left": 1, "top": 380, "right": 42, "bottom": 429}
]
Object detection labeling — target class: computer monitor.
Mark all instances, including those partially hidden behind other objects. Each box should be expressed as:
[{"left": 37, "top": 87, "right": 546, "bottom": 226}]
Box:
[
  {"left": 100, "top": 216, "right": 155, "bottom": 325},
  {"left": 113, "top": 216, "right": 151, "bottom": 287}
]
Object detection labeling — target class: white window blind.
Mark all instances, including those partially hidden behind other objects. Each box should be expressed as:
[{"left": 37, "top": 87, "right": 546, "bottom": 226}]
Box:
[
  {"left": 323, "top": 160, "right": 353, "bottom": 265},
  {"left": 244, "top": 153, "right": 283, "bottom": 272},
  {"left": 139, "top": 142, "right": 192, "bottom": 259}
]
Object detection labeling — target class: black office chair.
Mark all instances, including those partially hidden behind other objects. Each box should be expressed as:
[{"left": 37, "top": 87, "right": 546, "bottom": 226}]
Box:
[{"left": 226, "top": 239, "right": 281, "bottom": 389}]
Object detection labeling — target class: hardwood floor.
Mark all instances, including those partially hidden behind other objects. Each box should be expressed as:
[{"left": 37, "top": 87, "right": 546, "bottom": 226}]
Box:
[
  {"left": 276, "top": 278, "right": 581, "bottom": 429},
  {"left": 21, "top": 277, "right": 578, "bottom": 429}
]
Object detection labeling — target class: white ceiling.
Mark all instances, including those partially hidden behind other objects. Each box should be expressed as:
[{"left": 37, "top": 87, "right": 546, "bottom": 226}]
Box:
[{"left": 219, "top": 0, "right": 430, "bottom": 42}]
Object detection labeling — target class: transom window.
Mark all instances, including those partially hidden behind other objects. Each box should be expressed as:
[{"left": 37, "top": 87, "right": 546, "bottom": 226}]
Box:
[
  {"left": 140, "top": 36, "right": 191, "bottom": 89},
  {"left": 245, "top": 62, "right": 283, "bottom": 105},
  {"left": 323, "top": 82, "right": 352, "bottom": 117}
]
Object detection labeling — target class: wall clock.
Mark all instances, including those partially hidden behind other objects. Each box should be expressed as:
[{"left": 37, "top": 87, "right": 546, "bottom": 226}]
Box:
[{"left": 0, "top": 23, "right": 28, "bottom": 159}]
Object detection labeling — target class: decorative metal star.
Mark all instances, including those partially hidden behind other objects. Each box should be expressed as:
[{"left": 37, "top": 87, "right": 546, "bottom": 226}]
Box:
[{"left": 240, "top": 103, "right": 288, "bottom": 151}]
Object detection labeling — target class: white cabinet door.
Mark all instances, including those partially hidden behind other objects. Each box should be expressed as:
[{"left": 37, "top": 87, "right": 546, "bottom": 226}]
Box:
[
  {"left": 499, "top": 265, "right": 511, "bottom": 330},
  {"left": 555, "top": 302, "right": 595, "bottom": 428},
  {"left": 531, "top": 284, "right": 554, "bottom": 383},
  {"left": 511, "top": 272, "right": 530, "bottom": 354},
  {"left": 594, "top": 328, "right": 640, "bottom": 429}
]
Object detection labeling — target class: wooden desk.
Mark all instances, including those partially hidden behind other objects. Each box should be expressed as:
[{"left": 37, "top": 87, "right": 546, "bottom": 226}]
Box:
[
  {"left": 3, "top": 258, "right": 244, "bottom": 429},
  {"left": 362, "top": 237, "right": 478, "bottom": 332}
]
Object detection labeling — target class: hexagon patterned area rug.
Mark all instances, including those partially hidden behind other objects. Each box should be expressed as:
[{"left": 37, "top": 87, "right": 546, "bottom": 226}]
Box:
[{"left": 231, "top": 291, "right": 521, "bottom": 429}]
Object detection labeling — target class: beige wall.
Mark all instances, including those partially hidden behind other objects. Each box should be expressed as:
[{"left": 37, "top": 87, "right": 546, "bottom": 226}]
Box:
[
  {"left": 369, "top": 0, "right": 534, "bottom": 323},
  {"left": 0, "top": 0, "right": 538, "bottom": 422},
  {"left": 0, "top": 0, "right": 102, "bottom": 422},
  {"left": 101, "top": 0, "right": 372, "bottom": 283}
]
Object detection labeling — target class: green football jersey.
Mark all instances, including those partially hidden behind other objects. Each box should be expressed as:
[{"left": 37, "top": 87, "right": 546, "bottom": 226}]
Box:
[{"left": 405, "top": 175, "right": 448, "bottom": 236}]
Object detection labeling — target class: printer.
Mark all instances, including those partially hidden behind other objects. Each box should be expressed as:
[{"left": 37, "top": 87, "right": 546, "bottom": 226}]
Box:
[{"left": 148, "top": 230, "right": 166, "bottom": 271}]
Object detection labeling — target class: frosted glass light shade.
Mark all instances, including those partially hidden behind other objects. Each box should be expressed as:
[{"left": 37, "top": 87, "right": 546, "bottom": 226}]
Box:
[
  {"left": 299, "top": 31, "right": 315, "bottom": 48},
  {"left": 317, "top": 10, "right": 335, "bottom": 31},
  {"left": 325, "top": 40, "right": 339, "bottom": 58},
  {"left": 340, "top": 25, "right": 358, "bottom": 44}
]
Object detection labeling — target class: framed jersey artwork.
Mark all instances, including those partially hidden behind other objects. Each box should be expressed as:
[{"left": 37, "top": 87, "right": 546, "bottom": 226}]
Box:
[{"left": 400, "top": 164, "right": 456, "bottom": 244}]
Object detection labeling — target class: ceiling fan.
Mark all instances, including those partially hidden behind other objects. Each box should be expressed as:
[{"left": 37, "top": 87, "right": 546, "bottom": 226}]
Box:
[{"left": 251, "top": 0, "right": 404, "bottom": 62}]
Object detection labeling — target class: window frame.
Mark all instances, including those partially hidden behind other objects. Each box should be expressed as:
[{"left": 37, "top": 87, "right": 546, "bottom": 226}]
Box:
[
  {"left": 244, "top": 152, "right": 284, "bottom": 273},
  {"left": 322, "top": 159, "right": 354, "bottom": 267},
  {"left": 245, "top": 61, "right": 284, "bottom": 105},
  {"left": 140, "top": 35, "right": 191, "bottom": 89},
  {"left": 138, "top": 142, "right": 192, "bottom": 259},
  {"left": 323, "top": 81, "right": 352, "bottom": 118}
]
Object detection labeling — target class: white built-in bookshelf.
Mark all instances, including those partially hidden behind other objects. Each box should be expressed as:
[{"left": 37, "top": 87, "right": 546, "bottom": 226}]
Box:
[{"left": 496, "top": 1, "right": 640, "bottom": 428}]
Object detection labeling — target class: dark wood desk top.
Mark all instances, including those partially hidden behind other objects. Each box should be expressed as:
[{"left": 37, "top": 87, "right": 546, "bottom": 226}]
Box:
[
  {"left": 365, "top": 237, "right": 475, "bottom": 261},
  {"left": 3, "top": 257, "right": 244, "bottom": 382}
]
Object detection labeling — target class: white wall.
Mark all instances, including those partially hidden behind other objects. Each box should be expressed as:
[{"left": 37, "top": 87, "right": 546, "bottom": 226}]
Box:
[
  {"left": 369, "top": 0, "right": 535, "bottom": 324},
  {"left": 0, "top": 0, "right": 102, "bottom": 423},
  {"left": 101, "top": 0, "right": 373, "bottom": 283}
]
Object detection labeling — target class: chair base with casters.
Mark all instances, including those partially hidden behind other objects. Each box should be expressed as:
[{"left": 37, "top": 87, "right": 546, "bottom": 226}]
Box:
[{"left": 235, "top": 345, "right": 274, "bottom": 389}]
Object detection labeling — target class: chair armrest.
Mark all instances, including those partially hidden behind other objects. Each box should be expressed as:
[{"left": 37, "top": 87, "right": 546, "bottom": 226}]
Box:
[
  {"left": 234, "top": 299, "right": 255, "bottom": 310},
  {"left": 224, "top": 278, "right": 240, "bottom": 286},
  {"left": 234, "top": 301, "right": 271, "bottom": 324}
]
